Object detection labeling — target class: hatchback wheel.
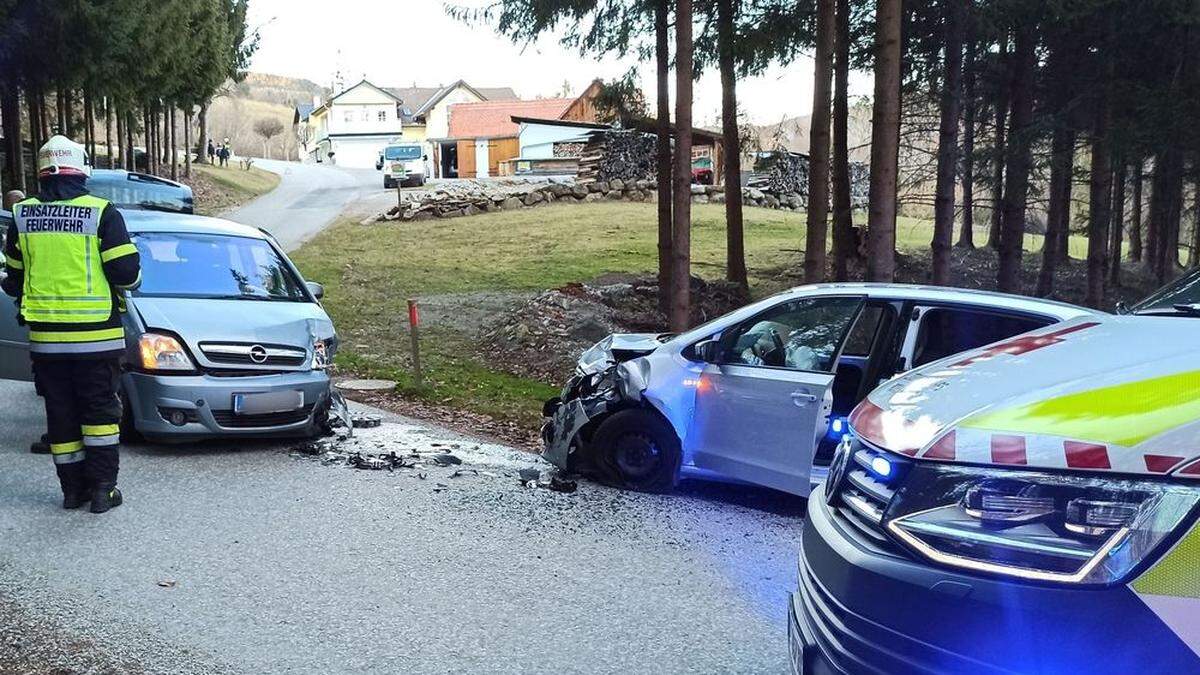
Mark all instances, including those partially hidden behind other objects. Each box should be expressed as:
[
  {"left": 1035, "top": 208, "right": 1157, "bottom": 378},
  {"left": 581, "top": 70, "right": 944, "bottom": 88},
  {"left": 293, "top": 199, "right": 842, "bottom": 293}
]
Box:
[{"left": 591, "top": 409, "right": 681, "bottom": 493}]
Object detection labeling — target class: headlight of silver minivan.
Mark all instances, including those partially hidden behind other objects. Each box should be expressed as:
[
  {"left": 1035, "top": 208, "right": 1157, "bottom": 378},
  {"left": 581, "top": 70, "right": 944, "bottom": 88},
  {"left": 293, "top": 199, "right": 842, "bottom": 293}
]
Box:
[{"left": 884, "top": 464, "right": 1200, "bottom": 585}]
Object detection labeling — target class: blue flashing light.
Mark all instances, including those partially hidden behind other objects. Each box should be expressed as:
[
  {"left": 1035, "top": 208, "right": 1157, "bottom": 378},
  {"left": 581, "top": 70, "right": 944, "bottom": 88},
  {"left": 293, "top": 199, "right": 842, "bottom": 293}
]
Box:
[
  {"left": 831, "top": 418, "right": 845, "bottom": 434},
  {"left": 870, "top": 455, "right": 893, "bottom": 478}
]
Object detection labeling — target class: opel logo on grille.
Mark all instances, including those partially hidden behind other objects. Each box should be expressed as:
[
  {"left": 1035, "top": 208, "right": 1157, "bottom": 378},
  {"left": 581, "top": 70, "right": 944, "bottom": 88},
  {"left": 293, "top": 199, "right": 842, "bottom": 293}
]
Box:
[
  {"left": 825, "top": 436, "right": 853, "bottom": 505},
  {"left": 248, "top": 345, "right": 268, "bottom": 363}
]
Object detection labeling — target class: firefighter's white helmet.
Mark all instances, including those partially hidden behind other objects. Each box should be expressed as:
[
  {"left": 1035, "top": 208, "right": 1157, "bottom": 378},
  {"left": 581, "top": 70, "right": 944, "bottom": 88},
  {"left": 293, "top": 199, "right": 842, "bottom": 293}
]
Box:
[{"left": 37, "top": 135, "right": 90, "bottom": 178}]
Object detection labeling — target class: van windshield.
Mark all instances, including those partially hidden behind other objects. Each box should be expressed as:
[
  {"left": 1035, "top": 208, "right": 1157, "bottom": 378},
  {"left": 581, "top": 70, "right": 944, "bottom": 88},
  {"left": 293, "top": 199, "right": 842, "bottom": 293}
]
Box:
[{"left": 384, "top": 146, "right": 422, "bottom": 160}]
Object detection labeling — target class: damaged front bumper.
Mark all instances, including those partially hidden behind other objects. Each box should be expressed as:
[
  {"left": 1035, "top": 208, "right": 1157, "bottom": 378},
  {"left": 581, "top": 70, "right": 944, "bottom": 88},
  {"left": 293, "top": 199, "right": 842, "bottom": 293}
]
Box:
[{"left": 541, "top": 361, "right": 647, "bottom": 470}]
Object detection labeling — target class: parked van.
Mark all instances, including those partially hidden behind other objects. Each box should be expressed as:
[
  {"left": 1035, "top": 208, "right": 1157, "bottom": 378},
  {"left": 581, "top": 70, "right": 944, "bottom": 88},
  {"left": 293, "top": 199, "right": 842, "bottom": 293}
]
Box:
[{"left": 376, "top": 143, "right": 427, "bottom": 188}]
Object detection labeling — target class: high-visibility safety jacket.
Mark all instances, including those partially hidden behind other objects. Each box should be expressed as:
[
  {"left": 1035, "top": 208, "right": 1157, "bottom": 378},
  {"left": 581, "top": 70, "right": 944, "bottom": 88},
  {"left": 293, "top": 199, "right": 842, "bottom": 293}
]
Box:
[{"left": 3, "top": 184, "right": 141, "bottom": 357}]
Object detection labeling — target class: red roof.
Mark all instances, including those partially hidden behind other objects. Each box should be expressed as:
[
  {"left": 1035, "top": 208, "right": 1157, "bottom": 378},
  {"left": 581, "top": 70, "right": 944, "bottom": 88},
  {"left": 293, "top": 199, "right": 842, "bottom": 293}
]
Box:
[{"left": 447, "top": 98, "right": 574, "bottom": 139}]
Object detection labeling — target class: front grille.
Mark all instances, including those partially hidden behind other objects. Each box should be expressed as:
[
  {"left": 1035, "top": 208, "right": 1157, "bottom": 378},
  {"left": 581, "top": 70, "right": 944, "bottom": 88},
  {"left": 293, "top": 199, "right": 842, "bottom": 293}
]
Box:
[
  {"left": 212, "top": 404, "right": 314, "bottom": 428},
  {"left": 199, "top": 342, "right": 308, "bottom": 367},
  {"left": 829, "top": 439, "right": 908, "bottom": 549}
]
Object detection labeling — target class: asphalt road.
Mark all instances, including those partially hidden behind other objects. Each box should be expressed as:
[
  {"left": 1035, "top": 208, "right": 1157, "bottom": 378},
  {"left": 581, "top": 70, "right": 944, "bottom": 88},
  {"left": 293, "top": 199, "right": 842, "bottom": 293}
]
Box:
[
  {"left": 225, "top": 159, "right": 389, "bottom": 252},
  {"left": 0, "top": 164, "right": 806, "bottom": 673}
]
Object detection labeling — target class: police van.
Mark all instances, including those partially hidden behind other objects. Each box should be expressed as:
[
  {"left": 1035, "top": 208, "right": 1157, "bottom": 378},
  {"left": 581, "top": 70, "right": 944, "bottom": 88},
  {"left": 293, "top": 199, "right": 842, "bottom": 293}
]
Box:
[{"left": 793, "top": 273, "right": 1200, "bottom": 673}]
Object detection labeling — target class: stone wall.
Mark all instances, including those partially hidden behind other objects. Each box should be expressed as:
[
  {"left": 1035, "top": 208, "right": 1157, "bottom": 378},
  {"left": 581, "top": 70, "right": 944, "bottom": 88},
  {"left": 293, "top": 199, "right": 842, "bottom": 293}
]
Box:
[{"left": 375, "top": 178, "right": 810, "bottom": 222}]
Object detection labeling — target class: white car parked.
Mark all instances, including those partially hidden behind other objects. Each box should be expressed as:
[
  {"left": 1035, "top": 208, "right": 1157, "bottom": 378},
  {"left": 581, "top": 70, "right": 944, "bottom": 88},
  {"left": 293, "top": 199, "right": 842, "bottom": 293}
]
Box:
[{"left": 541, "top": 283, "right": 1099, "bottom": 494}]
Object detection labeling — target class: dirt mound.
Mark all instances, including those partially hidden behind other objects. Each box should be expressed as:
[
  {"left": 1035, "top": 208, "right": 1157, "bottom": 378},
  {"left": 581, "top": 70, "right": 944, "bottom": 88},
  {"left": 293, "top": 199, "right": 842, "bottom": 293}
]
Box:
[{"left": 480, "top": 276, "right": 749, "bottom": 383}]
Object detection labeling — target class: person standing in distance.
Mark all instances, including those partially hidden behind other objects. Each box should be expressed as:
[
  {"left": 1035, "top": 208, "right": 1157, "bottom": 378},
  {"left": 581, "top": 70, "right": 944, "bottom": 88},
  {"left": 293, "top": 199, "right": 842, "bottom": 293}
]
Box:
[{"left": 1, "top": 136, "right": 141, "bottom": 513}]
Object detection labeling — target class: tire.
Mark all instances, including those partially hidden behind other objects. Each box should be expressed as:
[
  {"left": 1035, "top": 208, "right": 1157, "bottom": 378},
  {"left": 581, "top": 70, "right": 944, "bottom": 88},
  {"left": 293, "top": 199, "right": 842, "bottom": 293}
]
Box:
[
  {"left": 383, "top": 177, "right": 394, "bottom": 189},
  {"left": 590, "top": 408, "right": 681, "bottom": 493}
]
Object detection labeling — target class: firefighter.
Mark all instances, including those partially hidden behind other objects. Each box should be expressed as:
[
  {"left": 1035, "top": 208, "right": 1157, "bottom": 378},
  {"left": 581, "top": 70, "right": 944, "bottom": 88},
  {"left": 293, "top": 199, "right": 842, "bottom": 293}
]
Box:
[{"left": 1, "top": 136, "right": 141, "bottom": 512}]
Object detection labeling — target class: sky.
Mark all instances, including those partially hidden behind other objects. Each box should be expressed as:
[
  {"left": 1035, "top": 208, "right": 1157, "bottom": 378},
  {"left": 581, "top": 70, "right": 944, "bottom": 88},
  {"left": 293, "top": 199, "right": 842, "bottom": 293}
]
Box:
[{"left": 245, "top": 0, "right": 874, "bottom": 126}]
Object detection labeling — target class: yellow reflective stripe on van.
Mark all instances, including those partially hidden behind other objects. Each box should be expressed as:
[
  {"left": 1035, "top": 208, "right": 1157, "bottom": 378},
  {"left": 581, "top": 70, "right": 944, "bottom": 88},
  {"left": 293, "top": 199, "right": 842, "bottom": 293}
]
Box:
[
  {"left": 100, "top": 243, "right": 137, "bottom": 262},
  {"left": 1133, "top": 521, "right": 1200, "bottom": 598},
  {"left": 5, "top": 255, "right": 22, "bottom": 269},
  {"left": 29, "top": 327, "right": 125, "bottom": 343},
  {"left": 960, "top": 370, "right": 1200, "bottom": 448}
]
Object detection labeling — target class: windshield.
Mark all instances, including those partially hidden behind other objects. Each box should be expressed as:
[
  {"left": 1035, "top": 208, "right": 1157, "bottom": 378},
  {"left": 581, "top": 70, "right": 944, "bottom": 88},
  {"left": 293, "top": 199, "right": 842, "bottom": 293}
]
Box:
[
  {"left": 384, "top": 146, "right": 422, "bottom": 161},
  {"left": 131, "top": 232, "right": 308, "bottom": 301},
  {"left": 1132, "top": 268, "right": 1200, "bottom": 315}
]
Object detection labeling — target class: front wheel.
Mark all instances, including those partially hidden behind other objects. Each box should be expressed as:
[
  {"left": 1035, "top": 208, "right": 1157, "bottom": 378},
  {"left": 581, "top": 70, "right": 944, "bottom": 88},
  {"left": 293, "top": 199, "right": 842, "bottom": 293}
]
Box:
[{"left": 590, "top": 409, "right": 681, "bottom": 493}]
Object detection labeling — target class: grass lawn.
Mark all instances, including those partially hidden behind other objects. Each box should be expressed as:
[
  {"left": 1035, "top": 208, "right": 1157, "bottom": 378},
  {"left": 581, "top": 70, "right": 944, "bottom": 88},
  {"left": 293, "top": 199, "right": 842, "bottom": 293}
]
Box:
[
  {"left": 291, "top": 202, "right": 1095, "bottom": 428},
  {"left": 191, "top": 163, "right": 281, "bottom": 215}
]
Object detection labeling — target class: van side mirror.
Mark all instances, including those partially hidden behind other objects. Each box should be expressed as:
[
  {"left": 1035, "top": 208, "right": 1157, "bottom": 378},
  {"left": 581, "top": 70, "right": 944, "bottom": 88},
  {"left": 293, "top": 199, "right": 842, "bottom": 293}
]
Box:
[
  {"left": 306, "top": 281, "right": 325, "bottom": 300},
  {"left": 375, "top": 160, "right": 383, "bottom": 171},
  {"left": 690, "top": 339, "right": 721, "bottom": 363}
]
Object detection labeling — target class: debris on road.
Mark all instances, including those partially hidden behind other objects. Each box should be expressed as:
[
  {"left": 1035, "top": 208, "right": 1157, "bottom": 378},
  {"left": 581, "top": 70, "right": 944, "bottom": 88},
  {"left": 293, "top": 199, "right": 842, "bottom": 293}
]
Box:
[
  {"left": 157, "top": 579, "right": 178, "bottom": 589},
  {"left": 286, "top": 420, "right": 579, "bottom": 496}
]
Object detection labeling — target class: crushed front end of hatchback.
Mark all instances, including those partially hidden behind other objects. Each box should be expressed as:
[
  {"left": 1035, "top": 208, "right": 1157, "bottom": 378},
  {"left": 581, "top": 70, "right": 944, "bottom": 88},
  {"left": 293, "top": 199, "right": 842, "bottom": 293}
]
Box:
[{"left": 541, "top": 333, "right": 667, "bottom": 469}]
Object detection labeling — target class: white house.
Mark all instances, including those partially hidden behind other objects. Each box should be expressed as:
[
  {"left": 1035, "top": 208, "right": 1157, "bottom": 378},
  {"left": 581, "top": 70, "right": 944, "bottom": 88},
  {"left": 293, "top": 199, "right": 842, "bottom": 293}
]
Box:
[
  {"left": 295, "top": 79, "right": 519, "bottom": 170},
  {"left": 296, "top": 80, "right": 408, "bottom": 168}
]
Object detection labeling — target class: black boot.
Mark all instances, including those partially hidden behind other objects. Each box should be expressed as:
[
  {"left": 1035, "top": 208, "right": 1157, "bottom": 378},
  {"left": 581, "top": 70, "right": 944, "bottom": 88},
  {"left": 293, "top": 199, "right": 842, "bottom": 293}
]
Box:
[
  {"left": 62, "top": 490, "right": 92, "bottom": 510},
  {"left": 90, "top": 486, "right": 123, "bottom": 514},
  {"left": 31, "top": 433, "right": 50, "bottom": 454}
]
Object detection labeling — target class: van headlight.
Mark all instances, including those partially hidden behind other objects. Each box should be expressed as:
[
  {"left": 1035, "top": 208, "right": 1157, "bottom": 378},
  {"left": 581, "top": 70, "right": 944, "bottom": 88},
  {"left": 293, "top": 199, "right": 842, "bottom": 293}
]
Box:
[{"left": 884, "top": 464, "right": 1200, "bottom": 585}]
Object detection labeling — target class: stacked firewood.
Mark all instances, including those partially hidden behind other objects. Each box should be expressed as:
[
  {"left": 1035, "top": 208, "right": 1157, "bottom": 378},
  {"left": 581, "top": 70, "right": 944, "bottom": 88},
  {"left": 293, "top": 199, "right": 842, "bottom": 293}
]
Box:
[
  {"left": 576, "top": 130, "right": 657, "bottom": 185},
  {"left": 748, "top": 151, "right": 809, "bottom": 196}
]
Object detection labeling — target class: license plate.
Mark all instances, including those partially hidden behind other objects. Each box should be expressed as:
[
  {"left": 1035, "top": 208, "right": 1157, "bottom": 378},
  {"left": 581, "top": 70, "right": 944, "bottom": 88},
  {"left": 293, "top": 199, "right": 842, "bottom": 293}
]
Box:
[{"left": 233, "top": 390, "right": 304, "bottom": 415}]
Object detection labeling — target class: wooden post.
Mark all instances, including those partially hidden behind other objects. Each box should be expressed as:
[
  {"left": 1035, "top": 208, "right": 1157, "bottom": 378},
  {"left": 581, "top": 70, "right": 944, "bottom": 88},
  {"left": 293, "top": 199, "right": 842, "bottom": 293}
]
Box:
[{"left": 407, "top": 299, "right": 423, "bottom": 387}]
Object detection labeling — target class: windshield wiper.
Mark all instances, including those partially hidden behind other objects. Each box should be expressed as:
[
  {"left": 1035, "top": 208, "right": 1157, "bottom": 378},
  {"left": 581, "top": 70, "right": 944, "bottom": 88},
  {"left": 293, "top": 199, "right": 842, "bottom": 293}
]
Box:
[
  {"left": 1133, "top": 303, "right": 1200, "bottom": 316},
  {"left": 207, "top": 293, "right": 299, "bottom": 302}
]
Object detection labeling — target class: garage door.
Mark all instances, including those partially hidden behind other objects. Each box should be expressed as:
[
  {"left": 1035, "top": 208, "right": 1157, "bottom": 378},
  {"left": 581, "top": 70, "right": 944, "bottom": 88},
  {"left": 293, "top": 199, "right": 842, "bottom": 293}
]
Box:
[{"left": 331, "top": 139, "right": 386, "bottom": 169}]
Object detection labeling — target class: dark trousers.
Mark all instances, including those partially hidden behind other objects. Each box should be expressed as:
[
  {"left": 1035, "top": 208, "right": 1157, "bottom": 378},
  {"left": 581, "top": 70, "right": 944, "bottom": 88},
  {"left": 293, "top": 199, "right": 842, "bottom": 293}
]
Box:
[{"left": 33, "top": 357, "right": 122, "bottom": 495}]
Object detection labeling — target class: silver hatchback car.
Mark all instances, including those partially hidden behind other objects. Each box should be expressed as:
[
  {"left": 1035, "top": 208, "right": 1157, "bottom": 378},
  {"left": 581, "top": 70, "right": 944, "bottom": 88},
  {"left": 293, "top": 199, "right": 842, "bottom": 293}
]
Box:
[{"left": 0, "top": 208, "right": 338, "bottom": 442}]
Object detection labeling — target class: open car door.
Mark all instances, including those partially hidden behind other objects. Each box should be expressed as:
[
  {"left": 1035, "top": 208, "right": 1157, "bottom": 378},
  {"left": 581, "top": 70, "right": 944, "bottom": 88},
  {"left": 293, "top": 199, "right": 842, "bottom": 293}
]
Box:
[
  {"left": 687, "top": 295, "right": 864, "bottom": 496},
  {"left": 0, "top": 212, "right": 32, "bottom": 381}
]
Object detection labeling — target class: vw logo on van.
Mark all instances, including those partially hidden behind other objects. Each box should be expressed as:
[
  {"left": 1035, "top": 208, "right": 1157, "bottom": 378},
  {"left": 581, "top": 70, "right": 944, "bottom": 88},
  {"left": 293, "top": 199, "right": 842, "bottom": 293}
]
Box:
[
  {"left": 825, "top": 436, "right": 853, "bottom": 505},
  {"left": 249, "top": 345, "right": 268, "bottom": 364}
]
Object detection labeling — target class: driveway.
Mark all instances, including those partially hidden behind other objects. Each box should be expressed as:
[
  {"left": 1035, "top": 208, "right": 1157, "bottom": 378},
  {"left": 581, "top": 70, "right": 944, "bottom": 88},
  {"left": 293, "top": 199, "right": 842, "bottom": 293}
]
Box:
[
  {"left": 226, "top": 159, "right": 393, "bottom": 252},
  {"left": 0, "top": 167, "right": 804, "bottom": 673}
]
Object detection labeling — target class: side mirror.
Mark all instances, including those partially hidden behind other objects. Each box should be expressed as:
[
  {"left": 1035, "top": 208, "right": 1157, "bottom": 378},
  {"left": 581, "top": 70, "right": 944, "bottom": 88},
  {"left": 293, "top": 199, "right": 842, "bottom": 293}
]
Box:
[
  {"left": 423, "top": 154, "right": 429, "bottom": 161},
  {"left": 306, "top": 281, "right": 325, "bottom": 300},
  {"left": 690, "top": 339, "right": 721, "bottom": 363},
  {"left": 375, "top": 160, "right": 383, "bottom": 171}
]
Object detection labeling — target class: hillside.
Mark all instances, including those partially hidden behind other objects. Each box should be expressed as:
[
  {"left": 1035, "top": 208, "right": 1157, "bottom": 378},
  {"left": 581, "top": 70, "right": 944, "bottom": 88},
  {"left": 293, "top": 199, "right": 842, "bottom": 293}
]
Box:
[
  {"left": 749, "top": 102, "right": 873, "bottom": 161},
  {"left": 207, "top": 72, "right": 329, "bottom": 160}
]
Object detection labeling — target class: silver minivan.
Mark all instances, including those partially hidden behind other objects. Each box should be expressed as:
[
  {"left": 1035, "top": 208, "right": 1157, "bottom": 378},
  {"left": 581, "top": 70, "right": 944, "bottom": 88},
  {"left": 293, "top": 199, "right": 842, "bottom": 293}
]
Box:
[{"left": 0, "top": 208, "right": 338, "bottom": 442}]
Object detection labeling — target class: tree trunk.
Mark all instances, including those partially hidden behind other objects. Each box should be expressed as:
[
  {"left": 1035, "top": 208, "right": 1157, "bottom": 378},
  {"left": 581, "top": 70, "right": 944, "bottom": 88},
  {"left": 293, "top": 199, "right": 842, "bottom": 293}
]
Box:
[
  {"left": 83, "top": 92, "right": 95, "bottom": 159},
  {"left": 1085, "top": 99, "right": 1113, "bottom": 308},
  {"left": 655, "top": 0, "right": 673, "bottom": 312},
  {"left": 126, "top": 111, "right": 135, "bottom": 172},
  {"left": 805, "top": 0, "right": 835, "bottom": 283},
  {"left": 170, "top": 107, "right": 178, "bottom": 180},
  {"left": 104, "top": 97, "right": 113, "bottom": 168},
  {"left": 718, "top": 0, "right": 747, "bottom": 288},
  {"left": 115, "top": 107, "right": 124, "bottom": 169},
  {"left": 1, "top": 82, "right": 26, "bottom": 192},
  {"left": 197, "top": 101, "right": 210, "bottom": 166},
  {"left": 55, "top": 89, "right": 66, "bottom": 136},
  {"left": 931, "top": 0, "right": 966, "bottom": 285},
  {"left": 866, "top": 0, "right": 902, "bottom": 282},
  {"left": 37, "top": 89, "right": 50, "bottom": 141},
  {"left": 1109, "top": 161, "right": 1127, "bottom": 285},
  {"left": 831, "top": 0, "right": 853, "bottom": 281},
  {"left": 996, "top": 27, "right": 1034, "bottom": 294},
  {"left": 670, "top": 0, "right": 694, "bottom": 331},
  {"left": 1148, "top": 151, "right": 1184, "bottom": 284},
  {"left": 957, "top": 24, "right": 977, "bottom": 249},
  {"left": 184, "top": 108, "right": 192, "bottom": 178},
  {"left": 1036, "top": 126, "right": 1075, "bottom": 297},
  {"left": 987, "top": 36, "right": 1010, "bottom": 251},
  {"left": 1130, "top": 160, "right": 1143, "bottom": 261}
]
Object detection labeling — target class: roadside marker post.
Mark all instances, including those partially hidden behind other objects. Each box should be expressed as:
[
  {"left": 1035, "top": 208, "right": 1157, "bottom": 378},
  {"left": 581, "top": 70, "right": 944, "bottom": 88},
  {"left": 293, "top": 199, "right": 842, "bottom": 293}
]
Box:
[{"left": 408, "top": 299, "right": 423, "bottom": 387}]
